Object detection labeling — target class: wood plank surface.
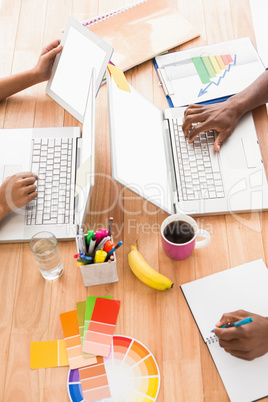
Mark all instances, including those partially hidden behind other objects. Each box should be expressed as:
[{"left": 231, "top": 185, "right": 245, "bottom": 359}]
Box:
[{"left": 0, "top": 0, "right": 267, "bottom": 401}]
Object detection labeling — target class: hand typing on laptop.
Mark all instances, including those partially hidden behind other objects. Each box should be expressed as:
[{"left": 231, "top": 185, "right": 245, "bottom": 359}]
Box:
[
  {"left": 214, "top": 309, "right": 268, "bottom": 361},
  {"left": 182, "top": 69, "right": 268, "bottom": 152},
  {"left": 0, "top": 172, "right": 38, "bottom": 221},
  {"left": 0, "top": 39, "right": 62, "bottom": 102}
]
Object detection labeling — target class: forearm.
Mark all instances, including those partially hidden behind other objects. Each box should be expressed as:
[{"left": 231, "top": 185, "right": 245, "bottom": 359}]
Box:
[
  {"left": 0, "top": 69, "right": 39, "bottom": 102},
  {"left": 227, "top": 69, "right": 268, "bottom": 119}
]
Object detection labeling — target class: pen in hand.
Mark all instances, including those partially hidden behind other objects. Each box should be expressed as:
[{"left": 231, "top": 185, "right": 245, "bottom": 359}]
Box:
[{"left": 211, "top": 317, "right": 253, "bottom": 333}]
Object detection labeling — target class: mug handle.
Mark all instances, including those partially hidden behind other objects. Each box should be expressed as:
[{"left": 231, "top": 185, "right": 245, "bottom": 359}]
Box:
[{"left": 194, "top": 229, "right": 211, "bottom": 249}]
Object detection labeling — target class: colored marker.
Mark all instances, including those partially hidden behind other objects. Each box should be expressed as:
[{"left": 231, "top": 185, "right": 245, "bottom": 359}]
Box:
[
  {"left": 101, "top": 228, "right": 109, "bottom": 239},
  {"left": 94, "top": 250, "right": 107, "bottom": 263},
  {"left": 104, "top": 239, "right": 114, "bottom": 253},
  {"left": 211, "top": 317, "right": 253, "bottom": 333},
  {"left": 88, "top": 234, "right": 97, "bottom": 255},
  {"left": 104, "top": 241, "right": 123, "bottom": 262},
  {"left": 95, "top": 231, "right": 102, "bottom": 245},
  {"left": 87, "top": 230, "right": 94, "bottom": 246}
]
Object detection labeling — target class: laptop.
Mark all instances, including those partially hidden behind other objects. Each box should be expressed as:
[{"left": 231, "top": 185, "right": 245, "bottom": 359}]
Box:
[
  {"left": 107, "top": 73, "right": 268, "bottom": 215},
  {"left": 0, "top": 18, "right": 113, "bottom": 242}
]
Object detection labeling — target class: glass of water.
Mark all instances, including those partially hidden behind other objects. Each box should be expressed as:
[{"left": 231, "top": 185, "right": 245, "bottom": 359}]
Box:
[{"left": 30, "top": 231, "right": 64, "bottom": 280}]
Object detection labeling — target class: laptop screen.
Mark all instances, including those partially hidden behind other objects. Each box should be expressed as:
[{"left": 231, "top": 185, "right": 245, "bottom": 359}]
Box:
[{"left": 108, "top": 73, "right": 173, "bottom": 213}]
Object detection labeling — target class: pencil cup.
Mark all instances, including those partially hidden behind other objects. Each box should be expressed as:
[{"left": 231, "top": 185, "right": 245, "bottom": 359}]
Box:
[
  {"left": 29, "top": 231, "right": 64, "bottom": 280},
  {"left": 161, "top": 214, "right": 210, "bottom": 260},
  {"left": 78, "top": 237, "right": 119, "bottom": 287}
]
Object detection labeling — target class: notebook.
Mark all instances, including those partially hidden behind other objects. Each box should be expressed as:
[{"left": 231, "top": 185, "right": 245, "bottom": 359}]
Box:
[
  {"left": 180, "top": 259, "right": 268, "bottom": 402},
  {"left": 0, "top": 18, "right": 113, "bottom": 242},
  {"left": 83, "top": 0, "right": 200, "bottom": 72},
  {"left": 107, "top": 72, "right": 268, "bottom": 216},
  {"left": 154, "top": 37, "right": 265, "bottom": 107}
]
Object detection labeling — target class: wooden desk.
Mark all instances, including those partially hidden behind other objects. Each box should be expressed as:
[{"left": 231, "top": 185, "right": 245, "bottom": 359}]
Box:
[{"left": 0, "top": 0, "right": 268, "bottom": 401}]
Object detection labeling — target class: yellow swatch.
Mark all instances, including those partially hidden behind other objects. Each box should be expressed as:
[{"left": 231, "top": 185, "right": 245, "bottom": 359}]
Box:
[
  {"left": 30, "top": 339, "right": 68, "bottom": 369},
  {"left": 107, "top": 64, "right": 131, "bottom": 93}
]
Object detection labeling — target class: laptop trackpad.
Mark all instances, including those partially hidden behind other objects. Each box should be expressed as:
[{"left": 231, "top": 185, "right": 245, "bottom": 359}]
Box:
[{"left": 221, "top": 139, "right": 247, "bottom": 169}]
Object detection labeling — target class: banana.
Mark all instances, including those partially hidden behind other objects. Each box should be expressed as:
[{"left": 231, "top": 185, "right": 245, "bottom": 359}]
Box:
[{"left": 128, "top": 244, "right": 174, "bottom": 290}]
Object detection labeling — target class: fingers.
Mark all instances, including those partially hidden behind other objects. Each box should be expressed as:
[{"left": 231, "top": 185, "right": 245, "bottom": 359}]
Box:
[
  {"left": 214, "top": 326, "right": 238, "bottom": 341},
  {"left": 44, "top": 44, "right": 62, "bottom": 61},
  {"left": 41, "top": 39, "right": 61, "bottom": 55},
  {"left": 17, "top": 171, "right": 39, "bottom": 181},
  {"left": 215, "top": 310, "right": 249, "bottom": 328},
  {"left": 26, "top": 189, "right": 38, "bottom": 201}
]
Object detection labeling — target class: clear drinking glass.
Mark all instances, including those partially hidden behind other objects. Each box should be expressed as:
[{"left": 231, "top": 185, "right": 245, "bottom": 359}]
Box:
[{"left": 29, "top": 231, "right": 64, "bottom": 280}]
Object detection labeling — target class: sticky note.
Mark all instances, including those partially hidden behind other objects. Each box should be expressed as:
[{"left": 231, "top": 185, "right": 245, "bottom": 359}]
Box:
[
  {"left": 107, "top": 63, "right": 131, "bottom": 93},
  {"left": 60, "top": 310, "right": 97, "bottom": 369},
  {"left": 82, "top": 296, "right": 113, "bottom": 358},
  {"left": 83, "top": 298, "right": 120, "bottom": 357},
  {"left": 30, "top": 339, "right": 68, "bottom": 369},
  {"left": 79, "top": 356, "right": 111, "bottom": 402}
]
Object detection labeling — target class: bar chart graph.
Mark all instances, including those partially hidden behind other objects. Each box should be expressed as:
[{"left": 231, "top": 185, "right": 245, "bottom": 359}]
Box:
[{"left": 192, "top": 54, "right": 236, "bottom": 84}]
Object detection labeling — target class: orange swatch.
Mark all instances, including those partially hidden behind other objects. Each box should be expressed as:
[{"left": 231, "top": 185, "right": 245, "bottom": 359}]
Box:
[{"left": 60, "top": 310, "right": 97, "bottom": 369}]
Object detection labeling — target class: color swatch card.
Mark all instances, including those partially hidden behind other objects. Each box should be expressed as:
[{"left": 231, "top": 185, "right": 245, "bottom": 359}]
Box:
[
  {"left": 82, "top": 296, "right": 113, "bottom": 357},
  {"left": 30, "top": 339, "right": 69, "bottom": 369},
  {"left": 76, "top": 301, "right": 87, "bottom": 345},
  {"left": 68, "top": 335, "right": 160, "bottom": 402},
  {"left": 60, "top": 310, "right": 97, "bottom": 369},
  {"left": 83, "top": 298, "right": 120, "bottom": 357},
  {"left": 79, "top": 356, "right": 111, "bottom": 402}
]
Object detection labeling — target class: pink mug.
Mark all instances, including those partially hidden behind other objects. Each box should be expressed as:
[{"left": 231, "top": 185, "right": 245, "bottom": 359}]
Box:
[{"left": 161, "top": 214, "right": 210, "bottom": 260}]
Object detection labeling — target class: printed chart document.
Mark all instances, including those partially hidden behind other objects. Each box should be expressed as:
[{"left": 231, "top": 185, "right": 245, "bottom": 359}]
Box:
[
  {"left": 181, "top": 259, "right": 268, "bottom": 402},
  {"left": 154, "top": 37, "right": 265, "bottom": 107}
]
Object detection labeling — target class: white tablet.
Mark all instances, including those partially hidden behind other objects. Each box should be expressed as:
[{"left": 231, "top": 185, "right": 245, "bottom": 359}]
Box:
[{"left": 46, "top": 17, "right": 113, "bottom": 123}]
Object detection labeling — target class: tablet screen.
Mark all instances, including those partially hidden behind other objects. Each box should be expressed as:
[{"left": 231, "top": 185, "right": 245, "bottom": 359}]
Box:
[{"left": 46, "top": 17, "right": 113, "bottom": 122}]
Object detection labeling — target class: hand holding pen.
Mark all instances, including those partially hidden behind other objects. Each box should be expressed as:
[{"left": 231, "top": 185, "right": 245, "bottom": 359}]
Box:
[
  {"left": 211, "top": 317, "right": 252, "bottom": 332},
  {"left": 213, "top": 309, "right": 268, "bottom": 361}
]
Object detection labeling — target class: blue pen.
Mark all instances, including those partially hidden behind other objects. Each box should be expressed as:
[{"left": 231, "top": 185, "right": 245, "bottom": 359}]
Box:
[
  {"left": 211, "top": 317, "right": 253, "bottom": 332},
  {"left": 104, "top": 241, "right": 123, "bottom": 262},
  {"left": 80, "top": 252, "right": 94, "bottom": 263}
]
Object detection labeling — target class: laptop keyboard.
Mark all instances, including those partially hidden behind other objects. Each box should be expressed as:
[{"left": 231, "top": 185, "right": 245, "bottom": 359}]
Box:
[
  {"left": 26, "top": 137, "right": 74, "bottom": 225},
  {"left": 173, "top": 120, "right": 225, "bottom": 201}
]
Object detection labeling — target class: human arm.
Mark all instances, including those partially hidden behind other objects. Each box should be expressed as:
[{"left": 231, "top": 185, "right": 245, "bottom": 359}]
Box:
[
  {"left": 182, "top": 69, "right": 268, "bottom": 151},
  {"left": 0, "top": 39, "right": 62, "bottom": 102},
  {"left": 0, "top": 172, "right": 38, "bottom": 221},
  {"left": 214, "top": 309, "right": 268, "bottom": 360}
]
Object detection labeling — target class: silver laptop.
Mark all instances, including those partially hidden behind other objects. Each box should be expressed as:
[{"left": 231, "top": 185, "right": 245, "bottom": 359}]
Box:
[
  {"left": 0, "top": 17, "right": 113, "bottom": 242},
  {"left": 107, "top": 73, "right": 268, "bottom": 215}
]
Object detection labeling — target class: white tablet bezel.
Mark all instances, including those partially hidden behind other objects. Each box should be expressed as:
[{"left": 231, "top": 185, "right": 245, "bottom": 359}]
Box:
[{"left": 46, "top": 16, "right": 113, "bottom": 123}]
